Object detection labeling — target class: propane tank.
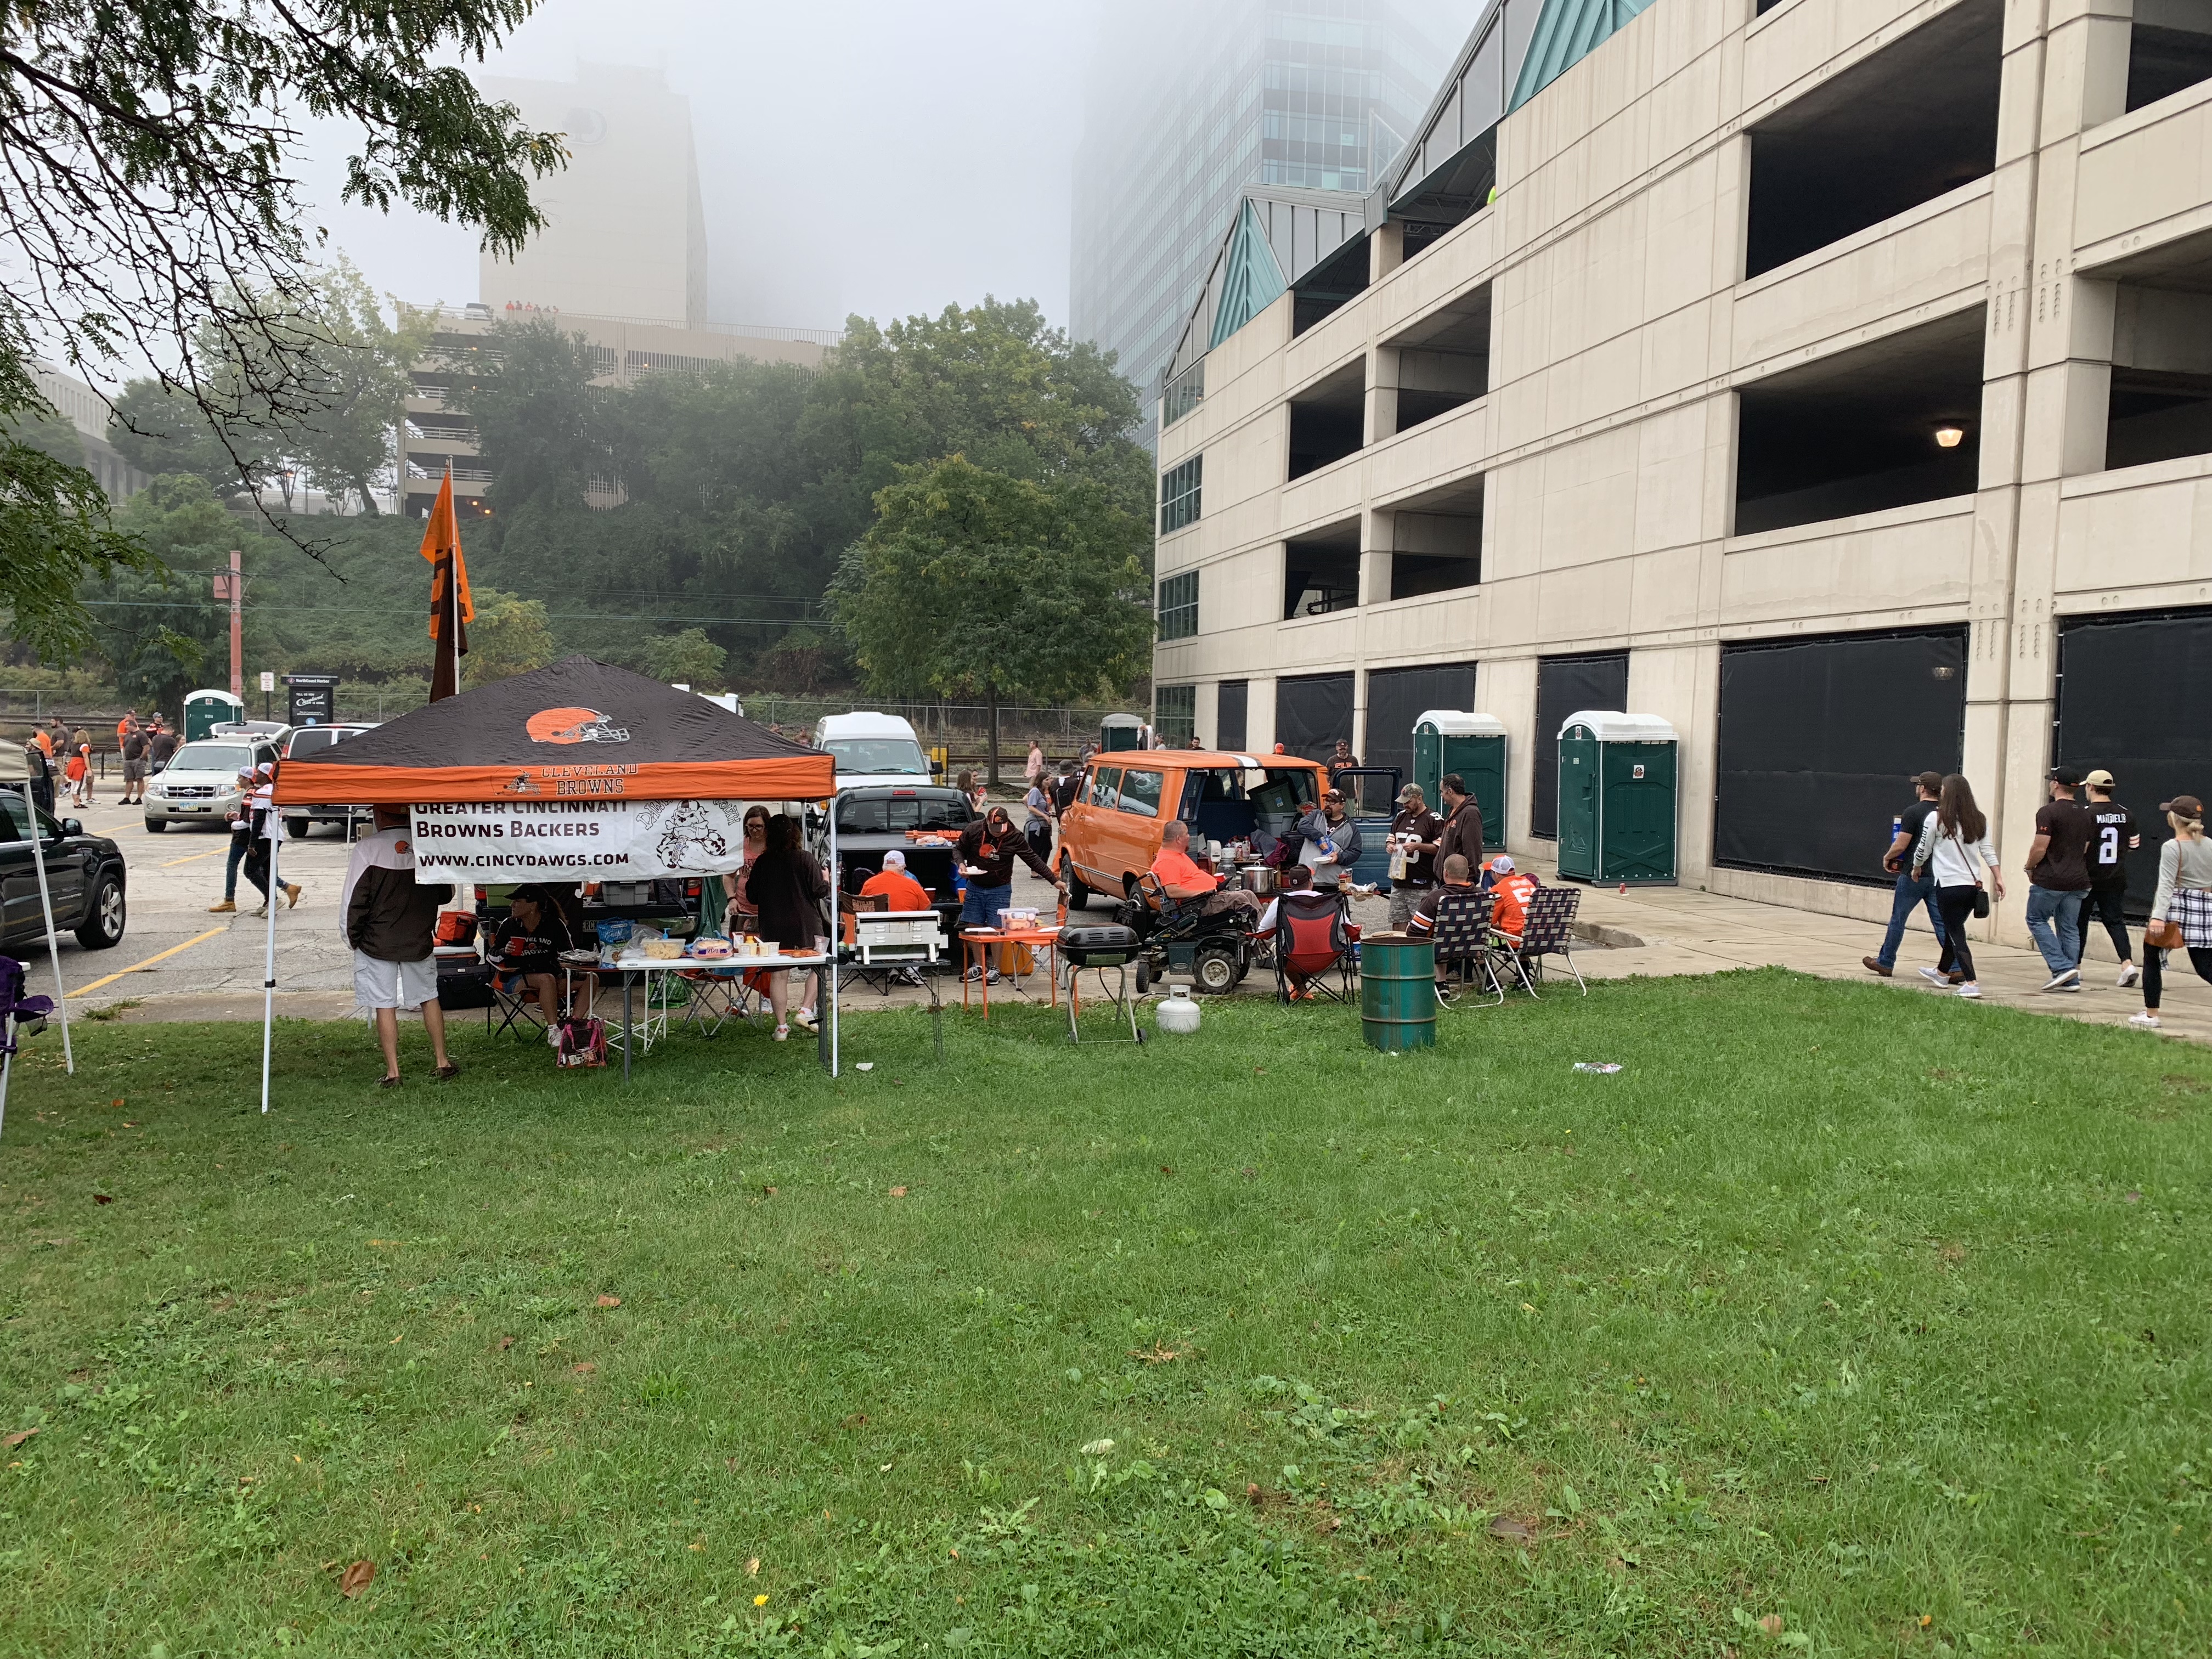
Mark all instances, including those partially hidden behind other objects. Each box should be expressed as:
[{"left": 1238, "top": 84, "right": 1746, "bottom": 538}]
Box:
[{"left": 1154, "top": 984, "right": 1201, "bottom": 1036}]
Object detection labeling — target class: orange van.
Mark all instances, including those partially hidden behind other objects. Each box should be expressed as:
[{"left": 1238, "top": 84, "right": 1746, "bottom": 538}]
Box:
[{"left": 1057, "top": 749, "right": 1329, "bottom": 908}]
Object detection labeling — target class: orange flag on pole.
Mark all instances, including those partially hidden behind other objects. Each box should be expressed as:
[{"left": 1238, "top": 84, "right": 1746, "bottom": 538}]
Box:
[{"left": 420, "top": 471, "right": 474, "bottom": 702}]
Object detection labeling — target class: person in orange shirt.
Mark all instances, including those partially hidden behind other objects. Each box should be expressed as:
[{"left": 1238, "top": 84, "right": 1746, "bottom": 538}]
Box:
[
  {"left": 859, "top": 849, "right": 933, "bottom": 913},
  {"left": 1149, "top": 820, "right": 1263, "bottom": 923},
  {"left": 1484, "top": 854, "right": 1539, "bottom": 945},
  {"left": 33, "top": 726, "right": 53, "bottom": 758}
]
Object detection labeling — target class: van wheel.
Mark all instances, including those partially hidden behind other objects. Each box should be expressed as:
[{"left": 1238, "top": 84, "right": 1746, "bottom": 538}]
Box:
[
  {"left": 285, "top": 816, "right": 311, "bottom": 840},
  {"left": 1193, "top": 943, "right": 1239, "bottom": 995},
  {"left": 1065, "top": 872, "right": 1091, "bottom": 911}
]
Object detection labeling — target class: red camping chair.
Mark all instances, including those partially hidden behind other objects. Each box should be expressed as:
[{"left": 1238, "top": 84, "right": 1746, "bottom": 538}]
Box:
[{"left": 1273, "top": 889, "right": 1356, "bottom": 1004}]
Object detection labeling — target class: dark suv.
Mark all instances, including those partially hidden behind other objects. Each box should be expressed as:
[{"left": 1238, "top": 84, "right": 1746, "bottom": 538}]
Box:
[{"left": 3, "top": 792, "right": 127, "bottom": 951}]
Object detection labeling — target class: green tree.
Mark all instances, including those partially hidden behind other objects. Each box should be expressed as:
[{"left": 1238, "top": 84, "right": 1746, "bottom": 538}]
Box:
[
  {"left": 0, "top": 0, "right": 562, "bottom": 651},
  {"left": 83, "top": 476, "right": 249, "bottom": 711},
  {"left": 106, "top": 375, "right": 278, "bottom": 501},
  {"left": 460, "top": 319, "right": 607, "bottom": 517},
  {"left": 833, "top": 455, "right": 1152, "bottom": 781},
  {"left": 464, "top": 587, "right": 557, "bottom": 687},
  {"left": 284, "top": 263, "right": 432, "bottom": 514},
  {"left": 644, "top": 628, "right": 728, "bottom": 689}
]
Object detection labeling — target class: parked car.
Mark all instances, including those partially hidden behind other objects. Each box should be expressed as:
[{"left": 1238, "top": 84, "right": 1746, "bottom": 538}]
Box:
[
  {"left": 812, "top": 712, "right": 939, "bottom": 792},
  {"left": 142, "top": 736, "right": 280, "bottom": 832},
  {"left": 812, "top": 786, "right": 978, "bottom": 945},
  {"left": 209, "top": 719, "right": 294, "bottom": 746},
  {"left": 2, "top": 792, "right": 127, "bottom": 949},
  {"left": 278, "top": 722, "right": 379, "bottom": 838},
  {"left": 1056, "top": 749, "right": 1328, "bottom": 909}
]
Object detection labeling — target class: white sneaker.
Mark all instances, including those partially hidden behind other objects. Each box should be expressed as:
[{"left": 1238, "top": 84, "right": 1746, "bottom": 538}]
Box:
[
  {"left": 1917, "top": 967, "right": 1949, "bottom": 985},
  {"left": 2117, "top": 963, "right": 2140, "bottom": 988},
  {"left": 2128, "top": 1012, "right": 2162, "bottom": 1029},
  {"left": 2041, "top": 968, "right": 2080, "bottom": 991},
  {"left": 1954, "top": 983, "right": 1982, "bottom": 998}
]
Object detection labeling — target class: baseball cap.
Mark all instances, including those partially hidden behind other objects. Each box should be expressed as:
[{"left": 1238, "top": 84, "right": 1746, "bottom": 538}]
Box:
[
  {"left": 1322, "top": 786, "right": 1343, "bottom": 800},
  {"left": 1912, "top": 770, "right": 1944, "bottom": 792},
  {"left": 2160, "top": 794, "right": 2204, "bottom": 821},
  {"left": 1396, "top": 782, "right": 1423, "bottom": 802},
  {"left": 2050, "top": 765, "right": 2085, "bottom": 787},
  {"left": 1489, "top": 854, "right": 1516, "bottom": 874},
  {"left": 2081, "top": 768, "right": 2115, "bottom": 789}
]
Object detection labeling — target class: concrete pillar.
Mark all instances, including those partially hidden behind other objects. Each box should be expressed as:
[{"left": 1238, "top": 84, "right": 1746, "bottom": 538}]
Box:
[
  {"left": 1484, "top": 653, "right": 1539, "bottom": 850},
  {"left": 1365, "top": 344, "right": 1401, "bottom": 445},
  {"left": 1359, "top": 505, "right": 1395, "bottom": 607},
  {"left": 1370, "top": 221, "right": 1404, "bottom": 283},
  {"left": 1627, "top": 642, "right": 1720, "bottom": 884}
]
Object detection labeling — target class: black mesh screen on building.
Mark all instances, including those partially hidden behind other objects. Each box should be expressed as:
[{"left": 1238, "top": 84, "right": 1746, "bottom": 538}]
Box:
[
  {"left": 1275, "top": 673, "right": 1355, "bottom": 763},
  {"left": 1714, "top": 629, "right": 1966, "bottom": 885},
  {"left": 2056, "top": 608, "right": 2212, "bottom": 912},
  {"left": 1532, "top": 653, "right": 1629, "bottom": 838},
  {"left": 1364, "top": 662, "right": 1477, "bottom": 787},
  {"left": 1217, "top": 680, "right": 1248, "bottom": 753}
]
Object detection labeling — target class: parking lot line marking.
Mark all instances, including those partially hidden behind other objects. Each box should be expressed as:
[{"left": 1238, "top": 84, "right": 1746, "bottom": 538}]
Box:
[
  {"left": 159, "top": 848, "right": 228, "bottom": 867},
  {"left": 74, "top": 928, "right": 226, "bottom": 997}
]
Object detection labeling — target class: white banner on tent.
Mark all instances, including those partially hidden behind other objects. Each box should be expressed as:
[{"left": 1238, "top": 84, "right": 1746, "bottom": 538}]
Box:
[{"left": 409, "top": 799, "right": 751, "bottom": 881}]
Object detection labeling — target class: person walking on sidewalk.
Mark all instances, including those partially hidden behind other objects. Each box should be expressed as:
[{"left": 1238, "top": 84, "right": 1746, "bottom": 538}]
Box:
[
  {"left": 2074, "top": 768, "right": 2141, "bottom": 987},
  {"left": 2130, "top": 794, "right": 2212, "bottom": 1030},
  {"left": 1866, "top": 771, "right": 1950, "bottom": 978},
  {"left": 212, "top": 765, "right": 265, "bottom": 915},
  {"left": 1910, "top": 774, "right": 2004, "bottom": 999},
  {"left": 2024, "top": 766, "right": 2097, "bottom": 992}
]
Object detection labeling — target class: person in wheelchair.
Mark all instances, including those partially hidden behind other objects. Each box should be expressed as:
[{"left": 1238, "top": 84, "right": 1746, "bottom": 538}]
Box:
[
  {"left": 490, "top": 884, "right": 590, "bottom": 1035},
  {"left": 1149, "top": 821, "right": 1265, "bottom": 924}
]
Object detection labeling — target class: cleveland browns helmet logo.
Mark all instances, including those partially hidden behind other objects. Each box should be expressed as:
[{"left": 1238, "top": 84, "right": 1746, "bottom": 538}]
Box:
[{"left": 526, "top": 706, "right": 631, "bottom": 745}]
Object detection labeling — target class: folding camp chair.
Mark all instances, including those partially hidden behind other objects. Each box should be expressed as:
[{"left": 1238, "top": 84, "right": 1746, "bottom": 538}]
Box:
[
  {"left": 1427, "top": 888, "right": 1507, "bottom": 1007},
  {"left": 847, "top": 909, "right": 948, "bottom": 1054},
  {"left": 1506, "top": 885, "right": 1587, "bottom": 996},
  {"left": 486, "top": 969, "right": 549, "bottom": 1039},
  {"left": 1274, "top": 889, "right": 1357, "bottom": 1004}
]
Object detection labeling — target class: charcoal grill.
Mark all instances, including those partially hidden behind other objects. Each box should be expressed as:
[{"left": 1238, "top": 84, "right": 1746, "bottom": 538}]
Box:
[{"left": 1057, "top": 924, "right": 1146, "bottom": 1045}]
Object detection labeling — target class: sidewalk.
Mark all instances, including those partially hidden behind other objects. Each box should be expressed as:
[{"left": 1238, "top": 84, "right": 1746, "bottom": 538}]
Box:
[{"left": 1531, "top": 855, "right": 2209, "bottom": 1046}]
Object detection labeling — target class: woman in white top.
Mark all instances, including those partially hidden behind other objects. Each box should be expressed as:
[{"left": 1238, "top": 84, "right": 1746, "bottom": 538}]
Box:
[
  {"left": 1911, "top": 774, "right": 2005, "bottom": 998},
  {"left": 2131, "top": 792, "right": 2212, "bottom": 1029}
]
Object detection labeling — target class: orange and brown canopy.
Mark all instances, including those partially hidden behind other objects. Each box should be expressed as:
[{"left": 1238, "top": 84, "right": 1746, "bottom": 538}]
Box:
[{"left": 272, "top": 656, "right": 833, "bottom": 805}]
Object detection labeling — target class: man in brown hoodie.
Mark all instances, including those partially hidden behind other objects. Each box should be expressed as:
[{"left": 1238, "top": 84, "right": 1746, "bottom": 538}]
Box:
[{"left": 343, "top": 804, "right": 457, "bottom": 1086}]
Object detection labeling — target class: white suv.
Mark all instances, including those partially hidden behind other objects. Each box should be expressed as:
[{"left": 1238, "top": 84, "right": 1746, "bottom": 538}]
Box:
[{"left": 143, "top": 737, "right": 279, "bottom": 832}]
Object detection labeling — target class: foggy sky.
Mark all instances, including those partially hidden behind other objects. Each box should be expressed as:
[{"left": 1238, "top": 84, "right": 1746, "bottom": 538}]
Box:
[{"left": 302, "top": 0, "right": 1108, "bottom": 335}]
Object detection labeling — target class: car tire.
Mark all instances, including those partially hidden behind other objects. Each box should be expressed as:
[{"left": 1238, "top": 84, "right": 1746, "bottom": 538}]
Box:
[
  {"left": 1065, "top": 871, "right": 1091, "bottom": 911},
  {"left": 76, "top": 874, "right": 125, "bottom": 950},
  {"left": 1193, "top": 943, "right": 1239, "bottom": 995},
  {"left": 144, "top": 817, "right": 166, "bottom": 833},
  {"left": 285, "top": 816, "right": 311, "bottom": 840}
]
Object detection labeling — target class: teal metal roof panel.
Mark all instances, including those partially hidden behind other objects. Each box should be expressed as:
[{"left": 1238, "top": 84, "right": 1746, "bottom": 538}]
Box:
[{"left": 1509, "top": 0, "right": 1658, "bottom": 112}]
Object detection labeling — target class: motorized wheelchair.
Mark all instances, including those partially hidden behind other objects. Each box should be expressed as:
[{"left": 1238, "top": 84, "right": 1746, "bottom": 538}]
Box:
[{"left": 1111, "top": 871, "right": 1257, "bottom": 995}]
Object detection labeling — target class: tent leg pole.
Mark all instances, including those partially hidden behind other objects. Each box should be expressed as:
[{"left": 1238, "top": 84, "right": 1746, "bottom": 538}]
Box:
[
  {"left": 259, "top": 825, "right": 279, "bottom": 1113},
  {"left": 2, "top": 1020, "right": 13, "bottom": 1138},
  {"left": 827, "top": 808, "right": 839, "bottom": 1077},
  {"left": 22, "top": 782, "right": 70, "bottom": 1075}
]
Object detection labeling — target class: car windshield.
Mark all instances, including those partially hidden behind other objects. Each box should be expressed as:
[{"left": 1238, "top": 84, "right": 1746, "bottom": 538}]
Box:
[
  {"left": 286, "top": 728, "right": 352, "bottom": 756},
  {"left": 835, "top": 792, "right": 972, "bottom": 833},
  {"left": 825, "top": 737, "right": 929, "bottom": 775},
  {"left": 172, "top": 743, "right": 252, "bottom": 773}
]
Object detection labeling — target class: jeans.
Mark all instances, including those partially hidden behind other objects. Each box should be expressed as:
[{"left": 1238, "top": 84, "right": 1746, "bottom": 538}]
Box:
[
  {"left": 1876, "top": 867, "right": 1946, "bottom": 969},
  {"left": 2143, "top": 945, "right": 2212, "bottom": 1010},
  {"left": 960, "top": 883, "right": 1012, "bottom": 931},
  {"left": 2072, "top": 881, "right": 2132, "bottom": 968},
  {"left": 2024, "top": 886, "right": 2086, "bottom": 977},
  {"left": 1934, "top": 885, "right": 1981, "bottom": 982},
  {"left": 224, "top": 832, "right": 250, "bottom": 901}
]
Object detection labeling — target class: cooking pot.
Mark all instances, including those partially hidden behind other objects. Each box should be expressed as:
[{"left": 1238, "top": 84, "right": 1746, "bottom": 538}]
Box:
[{"left": 1239, "top": 864, "right": 1277, "bottom": 895}]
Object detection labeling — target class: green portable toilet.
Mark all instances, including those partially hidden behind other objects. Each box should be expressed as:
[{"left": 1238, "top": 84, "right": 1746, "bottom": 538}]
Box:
[
  {"left": 1413, "top": 710, "right": 1507, "bottom": 836},
  {"left": 1556, "top": 711, "right": 1678, "bottom": 884},
  {"left": 182, "top": 687, "right": 245, "bottom": 742},
  {"left": 1099, "top": 713, "right": 1146, "bottom": 752}
]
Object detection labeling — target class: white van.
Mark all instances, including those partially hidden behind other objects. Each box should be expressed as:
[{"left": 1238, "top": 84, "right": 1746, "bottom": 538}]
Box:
[{"left": 812, "top": 711, "right": 935, "bottom": 791}]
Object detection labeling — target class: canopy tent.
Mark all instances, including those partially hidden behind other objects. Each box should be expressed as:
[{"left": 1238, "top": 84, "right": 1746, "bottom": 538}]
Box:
[
  {"left": 260, "top": 658, "right": 845, "bottom": 1107},
  {"left": 273, "top": 654, "right": 832, "bottom": 806},
  {"left": 2, "top": 740, "right": 72, "bottom": 1136}
]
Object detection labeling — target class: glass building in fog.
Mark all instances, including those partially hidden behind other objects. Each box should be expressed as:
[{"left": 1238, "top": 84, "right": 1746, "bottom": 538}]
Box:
[{"left": 1070, "top": 0, "right": 1459, "bottom": 431}]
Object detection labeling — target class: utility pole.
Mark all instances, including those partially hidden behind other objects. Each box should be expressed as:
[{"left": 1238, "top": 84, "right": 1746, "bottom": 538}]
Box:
[{"left": 212, "top": 549, "right": 244, "bottom": 696}]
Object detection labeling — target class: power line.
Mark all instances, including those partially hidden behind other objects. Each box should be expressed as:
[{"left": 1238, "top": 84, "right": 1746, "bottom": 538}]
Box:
[{"left": 77, "top": 600, "right": 825, "bottom": 627}]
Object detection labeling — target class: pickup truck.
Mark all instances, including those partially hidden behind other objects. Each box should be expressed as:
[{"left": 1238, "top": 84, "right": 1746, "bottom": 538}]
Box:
[{"left": 812, "top": 786, "right": 978, "bottom": 943}]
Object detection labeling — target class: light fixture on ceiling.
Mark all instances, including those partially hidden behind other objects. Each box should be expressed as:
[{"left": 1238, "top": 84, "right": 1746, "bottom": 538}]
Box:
[{"left": 1934, "top": 425, "right": 1965, "bottom": 448}]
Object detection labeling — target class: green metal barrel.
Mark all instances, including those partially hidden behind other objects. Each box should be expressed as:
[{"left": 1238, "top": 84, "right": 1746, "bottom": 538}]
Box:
[{"left": 1360, "top": 935, "right": 1437, "bottom": 1052}]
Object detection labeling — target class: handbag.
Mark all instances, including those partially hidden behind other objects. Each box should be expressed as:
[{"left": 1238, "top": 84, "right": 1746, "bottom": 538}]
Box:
[
  {"left": 2145, "top": 917, "right": 2185, "bottom": 950},
  {"left": 1972, "top": 882, "right": 1990, "bottom": 919}
]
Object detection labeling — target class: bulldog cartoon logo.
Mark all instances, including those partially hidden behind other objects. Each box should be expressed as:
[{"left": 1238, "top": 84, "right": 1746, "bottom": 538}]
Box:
[{"left": 526, "top": 706, "right": 631, "bottom": 745}]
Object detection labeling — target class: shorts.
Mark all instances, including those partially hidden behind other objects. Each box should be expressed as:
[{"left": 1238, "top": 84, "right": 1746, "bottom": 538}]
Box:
[
  {"left": 123, "top": 759, "right": 147, "bottom": 781},
  {"left": 353, "top": 951, "right": 438, "bottom": 1012}
]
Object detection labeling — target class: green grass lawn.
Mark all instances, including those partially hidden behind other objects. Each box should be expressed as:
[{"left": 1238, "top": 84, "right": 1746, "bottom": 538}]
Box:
[{"left": 2, "top": 969, "right": 2208, "bottom": 1657}]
